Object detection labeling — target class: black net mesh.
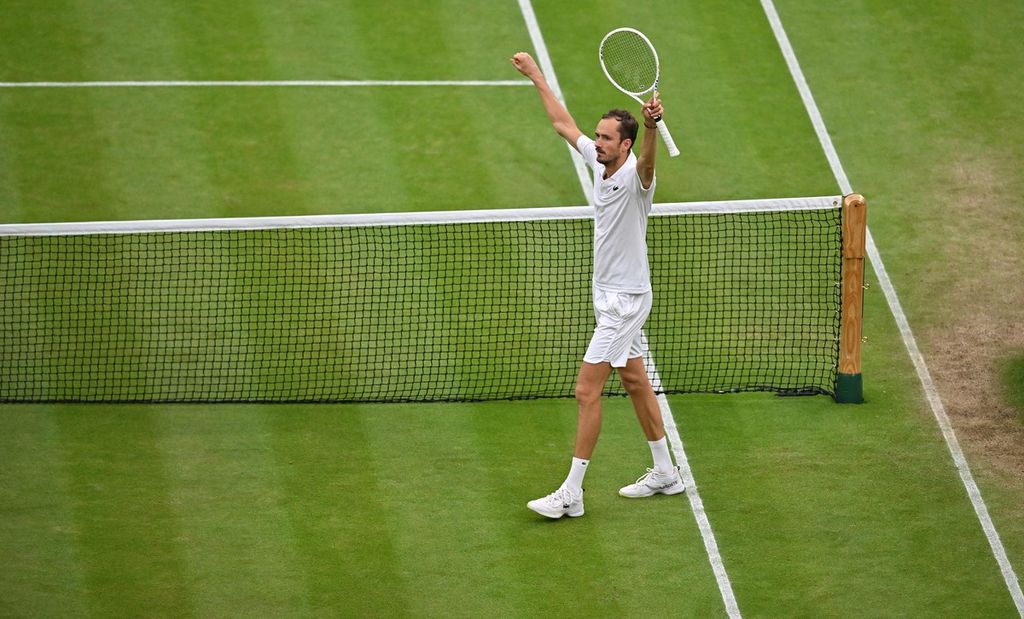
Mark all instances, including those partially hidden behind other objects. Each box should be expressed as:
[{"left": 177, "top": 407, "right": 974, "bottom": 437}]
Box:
[{"left": 0, "top": 207, "right": 842, "bottom": 403}]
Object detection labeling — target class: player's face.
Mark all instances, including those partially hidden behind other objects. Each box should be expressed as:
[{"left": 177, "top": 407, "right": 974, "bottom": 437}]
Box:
[{"left": 594, "top": 118, "right": 631, "bottom": 165}]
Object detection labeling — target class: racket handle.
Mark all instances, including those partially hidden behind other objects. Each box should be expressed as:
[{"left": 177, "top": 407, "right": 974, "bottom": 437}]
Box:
[{"left": 655, "top": 118, "right": 680, "bottom": 157}]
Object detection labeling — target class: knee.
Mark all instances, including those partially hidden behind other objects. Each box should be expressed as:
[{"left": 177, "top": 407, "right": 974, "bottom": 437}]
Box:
[
  {"left": 575, "top": 383, "right": 601, "bottom": 408},
  {"left": 619, "top": 370, "right": 651, "bottom": 396}
]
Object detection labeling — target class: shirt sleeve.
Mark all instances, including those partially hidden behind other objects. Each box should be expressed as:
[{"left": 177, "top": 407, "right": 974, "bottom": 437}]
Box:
[
  {"left": 635, "top": 169, "right": 656, "bottom": 195},
  {"left": 576, "top": 135, "right": 598, "bottom": 170},
  {"left": 632, "top": 165, "right": 656, "bottom": 213}
]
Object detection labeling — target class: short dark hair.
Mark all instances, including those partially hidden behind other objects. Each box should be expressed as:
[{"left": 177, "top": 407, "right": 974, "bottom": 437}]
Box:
[{"left": 601, "top": 109, "right": 639, "bottom": 147}]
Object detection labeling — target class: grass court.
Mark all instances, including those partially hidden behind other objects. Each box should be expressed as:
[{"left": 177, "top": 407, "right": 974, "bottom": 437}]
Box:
[{"left": 1, "top": 1, "right": 1022, "bottom": 616}]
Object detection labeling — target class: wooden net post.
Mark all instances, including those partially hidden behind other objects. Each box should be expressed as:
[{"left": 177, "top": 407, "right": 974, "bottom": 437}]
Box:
[{"left": 836, "top": 193, "right": 866, "bottom": 403}]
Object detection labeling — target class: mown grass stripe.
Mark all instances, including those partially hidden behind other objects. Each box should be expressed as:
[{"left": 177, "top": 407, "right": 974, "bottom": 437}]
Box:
[
  {"left": 0, "top": 408, "right": 89, "bottom": 617},
  {"left": 156, "top": 408, "right": 313, "bottom": 616},
  {"left": 266, "top": 406, "right": 414, "bottom": 616},
  {"left": 360, "top": 405, "right": 542, "bottom": 616},
  {"left": 55, "top": 408, "right": 195, "bottom": 615}
]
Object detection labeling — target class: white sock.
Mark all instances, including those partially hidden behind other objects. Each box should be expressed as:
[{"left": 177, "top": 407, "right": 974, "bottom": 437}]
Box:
[
  {"left": 563, "top": 457, "right": 589, "bottom": 493},
  {"left": 649, "top": 437, "right": 674, "bottom": 474}
]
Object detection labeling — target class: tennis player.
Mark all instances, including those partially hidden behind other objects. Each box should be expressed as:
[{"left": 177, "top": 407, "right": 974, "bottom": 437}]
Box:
[{"left": 512, "top": 52, "right": 684, "bottom": 519}]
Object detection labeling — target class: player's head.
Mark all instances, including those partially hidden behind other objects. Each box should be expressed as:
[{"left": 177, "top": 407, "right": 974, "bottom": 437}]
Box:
[{"left": 595, "top": 109, "right": 639, "bottom": 165}]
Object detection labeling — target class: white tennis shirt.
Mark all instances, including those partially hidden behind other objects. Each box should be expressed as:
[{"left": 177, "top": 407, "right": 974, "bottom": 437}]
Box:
[{"left": 576, "top": 135, "right": 656, "bottom": 294}]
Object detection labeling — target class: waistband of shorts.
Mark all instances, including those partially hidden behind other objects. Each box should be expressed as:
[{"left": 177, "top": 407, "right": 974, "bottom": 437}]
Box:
[{"left": 592, "top": 281, "right": 652, "bottom": 296}]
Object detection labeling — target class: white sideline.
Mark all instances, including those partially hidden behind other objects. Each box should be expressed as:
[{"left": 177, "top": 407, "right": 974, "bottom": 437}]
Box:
[
  {"left": 759, "top": 0, "right": 1024, "bottom": 614},
  {"left": 644, "top": 341, "right": 743, "bottom": 619},
  {"left": 516, "top": 2, "right": 742, "bottom": 617},
  {"left": 516, "top": 0, "right": 594, "bottom": 206},
  {"left": 0, "top": 80, "right": 532, "bottom": 88}
]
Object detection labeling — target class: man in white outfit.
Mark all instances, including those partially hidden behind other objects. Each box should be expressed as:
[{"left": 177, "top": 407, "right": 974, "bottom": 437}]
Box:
[{"left": 511, "top": 52, "right": 684, "bottom": 519}]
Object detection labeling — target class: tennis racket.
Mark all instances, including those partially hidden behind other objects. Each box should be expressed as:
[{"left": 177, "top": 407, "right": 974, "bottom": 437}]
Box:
[{"left": 599, "top": 27, "right": 680, "bottom": 157}]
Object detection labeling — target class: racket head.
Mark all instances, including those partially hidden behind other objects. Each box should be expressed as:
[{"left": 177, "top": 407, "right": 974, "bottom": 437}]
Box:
[{"left": 599, "top": 27, "right": 660, "bottom": 97}]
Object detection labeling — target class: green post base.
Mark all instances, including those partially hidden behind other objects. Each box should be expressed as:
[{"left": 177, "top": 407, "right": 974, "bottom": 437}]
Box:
[{"left": 835, "top": 373, "right": 863, "bottom": 403}]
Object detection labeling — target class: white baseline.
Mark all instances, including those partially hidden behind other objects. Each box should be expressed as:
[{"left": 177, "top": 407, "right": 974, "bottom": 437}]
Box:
[{"left": 759, "top": 0, "right": 1024, "bottom": 615}]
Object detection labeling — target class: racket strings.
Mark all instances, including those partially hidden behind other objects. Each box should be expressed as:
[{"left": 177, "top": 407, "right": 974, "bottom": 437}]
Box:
[{"left": 600, "top": 32, "right": 658, "bottom": 94}]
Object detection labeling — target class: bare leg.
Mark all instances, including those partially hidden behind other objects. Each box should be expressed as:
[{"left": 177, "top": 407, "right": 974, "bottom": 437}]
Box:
[
  {"left": 618, "top": 356, "right": 665, "bottom": 441},
  {"left": 572, "top": 361, "right": 614, "bottom": 459}
]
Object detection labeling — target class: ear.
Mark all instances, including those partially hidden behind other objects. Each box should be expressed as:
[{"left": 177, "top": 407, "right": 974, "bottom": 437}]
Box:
[{"left": 622, "top": 138, "right": 633, "bottom": 152}]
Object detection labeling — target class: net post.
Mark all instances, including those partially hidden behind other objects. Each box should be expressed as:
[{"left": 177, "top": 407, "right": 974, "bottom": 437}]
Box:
[{"left": 836, "top": 193, "right": 867, "bottom": 403}]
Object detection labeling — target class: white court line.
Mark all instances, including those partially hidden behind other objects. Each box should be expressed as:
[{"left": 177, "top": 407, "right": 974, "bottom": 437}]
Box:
[
  {"left": 0, "top": 80, "right": 532, "bottom": 88},
  {"left": 759, "top": 1, "right": 1024, "bottom": 615},
  {"left": 516, "top": 2, "right": 741, "bottom": 617},
  {"left": 516, "top": 0, "right": 594, "bottom": 206},
  {"left": 644, "top": 340, "right": 743, "bottom": 619}
]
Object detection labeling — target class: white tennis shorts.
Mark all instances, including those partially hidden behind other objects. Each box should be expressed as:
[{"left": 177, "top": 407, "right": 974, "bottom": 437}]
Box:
[{"left": 583, "top": 287, "right": 653, "bottom": 368}]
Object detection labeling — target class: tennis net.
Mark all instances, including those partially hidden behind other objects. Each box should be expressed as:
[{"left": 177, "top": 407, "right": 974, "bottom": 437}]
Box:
[{"left": 0, "top": 196, "right": 843, "bottom": 403}]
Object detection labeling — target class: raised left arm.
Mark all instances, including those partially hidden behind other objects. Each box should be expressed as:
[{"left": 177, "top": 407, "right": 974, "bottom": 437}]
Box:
[{"left": 636, "top": 94, "right": 663, "bottom": 190}]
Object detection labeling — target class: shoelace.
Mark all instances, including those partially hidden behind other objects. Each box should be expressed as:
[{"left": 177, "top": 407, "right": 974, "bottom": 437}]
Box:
[
  {"left": 633, "top": 468, "right": 656, "bottom": 486},
  {"left": 634, "top": 468, "right": 679, "bottom": 487},
  {"left": 547, "top": 487, "right": 579, "bottom": 505}
]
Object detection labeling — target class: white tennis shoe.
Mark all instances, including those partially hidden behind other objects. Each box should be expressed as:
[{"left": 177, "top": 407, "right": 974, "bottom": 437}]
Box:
[
  {"left": 527, "top": 486, "right": 585, "bottom": 519},
  {"left": 618, "top": 467, "right": 685, "bottom": 498}
]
